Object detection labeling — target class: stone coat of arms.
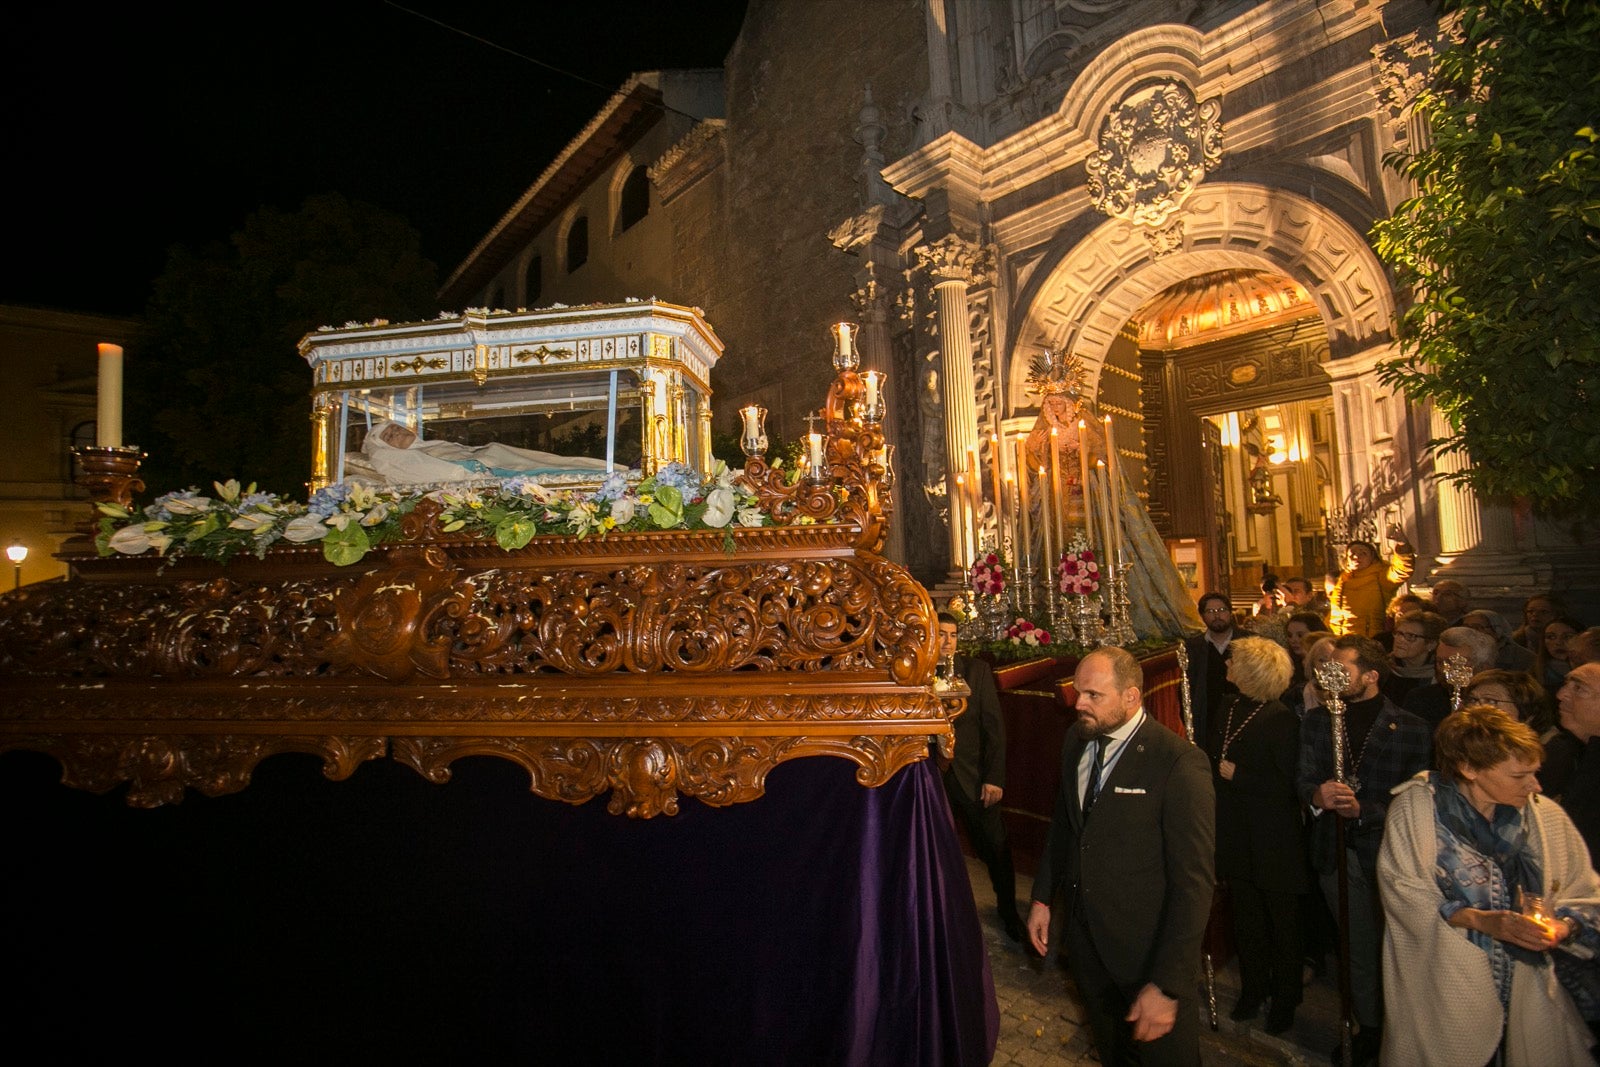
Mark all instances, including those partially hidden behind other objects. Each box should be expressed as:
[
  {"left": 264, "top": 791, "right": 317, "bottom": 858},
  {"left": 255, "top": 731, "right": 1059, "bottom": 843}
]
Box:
[{"left": 1087, "top": 80, "right": 1223, "bottom": 228}]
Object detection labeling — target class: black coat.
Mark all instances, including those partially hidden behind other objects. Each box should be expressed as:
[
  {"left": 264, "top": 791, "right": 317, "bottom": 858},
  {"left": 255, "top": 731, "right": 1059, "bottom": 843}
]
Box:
[
  {"left": 1032, "top": 714, "right": 1215, "bottom": 997},
  {"left": 1204, "top": 695, "right": 1308, "bottom": 893},
  {"left": 946, "top": 655, "right": 1005, "bottom": 801}
]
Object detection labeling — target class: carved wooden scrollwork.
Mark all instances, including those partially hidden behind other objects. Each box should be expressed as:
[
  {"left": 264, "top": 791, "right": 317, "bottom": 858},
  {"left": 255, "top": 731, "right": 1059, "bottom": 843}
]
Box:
[{"left": 0, "top": 524, "right": 948, "bottom": 817}]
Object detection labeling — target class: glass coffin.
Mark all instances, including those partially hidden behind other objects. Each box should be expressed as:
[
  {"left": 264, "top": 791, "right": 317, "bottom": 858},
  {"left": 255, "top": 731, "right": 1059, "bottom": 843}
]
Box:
[{"left": 300, "top": 300, "right": 723, "bottom": 491}]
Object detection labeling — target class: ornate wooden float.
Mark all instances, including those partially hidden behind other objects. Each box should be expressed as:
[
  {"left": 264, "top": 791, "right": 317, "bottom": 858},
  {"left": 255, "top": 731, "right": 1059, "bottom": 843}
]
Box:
[{"left": 0, "top": 306, "right": 950, "bottom": 817}]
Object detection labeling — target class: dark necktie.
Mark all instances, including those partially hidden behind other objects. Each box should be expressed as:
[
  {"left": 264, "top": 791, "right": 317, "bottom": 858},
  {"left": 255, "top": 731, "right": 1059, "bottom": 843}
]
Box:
[{"left": 1083, "top": 738, "right": 1106, "bottom": 816}]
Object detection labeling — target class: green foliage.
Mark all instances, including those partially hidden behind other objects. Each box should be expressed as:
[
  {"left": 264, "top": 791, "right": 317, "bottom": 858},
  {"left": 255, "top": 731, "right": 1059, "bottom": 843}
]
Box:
[
  {"left": 1370, "top": 0, "right": 1600, "bottom": 514},
  {"left": 127, "top": 193, "right": 439, "bottom": 497}
]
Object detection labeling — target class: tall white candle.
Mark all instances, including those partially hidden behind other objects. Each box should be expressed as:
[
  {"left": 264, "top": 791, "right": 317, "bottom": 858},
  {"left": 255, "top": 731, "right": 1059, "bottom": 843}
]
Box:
[
  {"left": 953, "top": 472, "right": 968, "bottom": 565},
  {"left": 1095, "top": 462, "right": 1116, "bottom": 581},
  {"left": 836, "top": 322, "right": 854, "bottom": 358},
  {"left": 988, "top": 433, "right": 1005, "bottom": 554},
  {"left": 741, "top": 405, "right": 762, "bottom": 439},
  {"left": 1040, "top": 463, "right": 1055, "bottom": 582},
  {"left": 1077, "top": 419, "right": 1093, "bottom": 549},
  {"left": 808, "top": 432, "right": 825, "bottom": 473},
  {"left": 863, "top": 370, "right": 879, "bottom": 414},
  {"left": 1048, "top": 428, "right": 1064, "bottom": 562},
  {"left": 1104, "top": 414, "right": 1125, "bottom": 566},
  {"left": 1015, "top": 437, "right": 1032, "bottom": 570},
  {"left": 97, "top": 343, "right": 124, "bottom": 447}
]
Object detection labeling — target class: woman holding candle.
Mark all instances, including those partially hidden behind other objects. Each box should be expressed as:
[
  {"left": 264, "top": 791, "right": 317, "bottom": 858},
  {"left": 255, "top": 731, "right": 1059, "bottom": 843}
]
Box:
[{"left": 1378, "top": 705, "right": 1600, "bottom": 1065}]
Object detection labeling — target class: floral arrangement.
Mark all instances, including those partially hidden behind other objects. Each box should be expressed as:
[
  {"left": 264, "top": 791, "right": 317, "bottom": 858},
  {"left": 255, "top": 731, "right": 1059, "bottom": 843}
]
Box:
[
  {"left": 1004, "top": 617, "right": 1052, "bottom": 648},
  {"left": 969, "top": 552, "right": 1006, "bottom": 596},
  {"left": 96, "top": 462, "right": 772, "bottom": 568},
  {"left": 1057, "top": 532, "right": 1101, "bottom": 596}
]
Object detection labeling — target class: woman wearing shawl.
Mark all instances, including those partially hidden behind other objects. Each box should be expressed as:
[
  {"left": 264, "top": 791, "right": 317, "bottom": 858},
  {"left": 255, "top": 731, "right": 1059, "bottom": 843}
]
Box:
[{"left": 1378, "top": 705, "right": 1600, "bottom": 1065}]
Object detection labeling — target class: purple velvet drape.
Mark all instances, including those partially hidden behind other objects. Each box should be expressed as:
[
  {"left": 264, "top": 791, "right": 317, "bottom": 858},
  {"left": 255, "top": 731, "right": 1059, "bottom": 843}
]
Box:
[{"left": 1, "top": 750, "right": 998, "bottom": 1065}]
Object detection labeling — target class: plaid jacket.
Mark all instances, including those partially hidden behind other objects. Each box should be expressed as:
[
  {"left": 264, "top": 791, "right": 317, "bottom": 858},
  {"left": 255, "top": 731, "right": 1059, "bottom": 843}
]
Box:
[{"left": 1296, "top": 697, "right": 1432, "bottom": 872}]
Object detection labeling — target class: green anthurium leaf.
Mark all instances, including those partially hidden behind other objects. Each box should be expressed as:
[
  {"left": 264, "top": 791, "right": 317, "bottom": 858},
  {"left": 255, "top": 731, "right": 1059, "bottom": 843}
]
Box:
[
  {"left": 648, "top": 484, "right": 684, "bottom": 528},
  {"left": 321, "top": 522, "right": 371, "bottom": 567},
  {"left": 494, "top": 514, "right": 539, "bottom": 551}
]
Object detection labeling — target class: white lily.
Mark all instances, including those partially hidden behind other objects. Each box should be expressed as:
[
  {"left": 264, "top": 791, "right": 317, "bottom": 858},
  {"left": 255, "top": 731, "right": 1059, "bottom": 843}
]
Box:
[
  {"left": 703, "top": 486, "right": 736, "bottom": 528},
  {"left": 108, "top": 525, "right": 154, "bottom": 554},
  {"left": 282, "top": 515, "right": 331, "bottom": 542},
  {"left": 228, "top": 512, "right": 276, "bottom": 532}
]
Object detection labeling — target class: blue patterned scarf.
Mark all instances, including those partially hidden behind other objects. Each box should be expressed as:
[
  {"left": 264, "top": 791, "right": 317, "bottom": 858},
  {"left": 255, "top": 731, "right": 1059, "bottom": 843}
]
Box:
[{"left": 1433, "top": 776, "right": 1546, "bottom": 969}]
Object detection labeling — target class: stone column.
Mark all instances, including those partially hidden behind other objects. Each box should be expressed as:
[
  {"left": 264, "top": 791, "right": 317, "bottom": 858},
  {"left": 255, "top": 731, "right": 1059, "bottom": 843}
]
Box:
[{"left": 917, "top": 234, "right": 985, "bottom": 570}]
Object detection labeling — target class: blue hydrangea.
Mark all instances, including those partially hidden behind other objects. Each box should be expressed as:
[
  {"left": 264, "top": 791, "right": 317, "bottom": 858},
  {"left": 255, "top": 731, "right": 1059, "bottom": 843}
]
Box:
[
  {"left": 592, "top": 471, "right": 631, "bottom": 502},
  {"left": 653, "top": 462, "right": 702, "bottom": 497},
  {"left": 240, "top": 491, "right": 275, "bottom": 510},
  {"left": 308, "top": 484, "right": 351, "bottom": 518}
]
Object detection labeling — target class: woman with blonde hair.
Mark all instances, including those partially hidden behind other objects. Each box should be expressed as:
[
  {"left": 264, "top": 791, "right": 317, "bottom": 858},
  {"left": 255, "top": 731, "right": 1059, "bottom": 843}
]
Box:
[
  {"left": 1378, "top": 705, "right": 1600, "bottom": 1065},
  {"left": 1204, "top": 636, "right": 1305, "bottom": 1033}
]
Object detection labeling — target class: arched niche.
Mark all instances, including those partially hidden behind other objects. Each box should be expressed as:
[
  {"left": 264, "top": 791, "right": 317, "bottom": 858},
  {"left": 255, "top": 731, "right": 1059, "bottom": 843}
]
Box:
[{"left": 1006, "top": 183, "right": 1397, "bottom": 405}]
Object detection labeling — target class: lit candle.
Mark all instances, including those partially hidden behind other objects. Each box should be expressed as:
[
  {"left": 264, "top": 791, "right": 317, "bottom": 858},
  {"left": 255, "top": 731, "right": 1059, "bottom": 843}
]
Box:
[
  {"left": 1040, "top": 463, "right": 1056, "bottom": 580},
  {"left": 741, "top": 405, "right": 762, "bottom": 439},
  {"left": 836, "top": 322, "right": 854, "bottom": 358},
  {"left": 1078, "top": 418, "right": 1093, "bottom": 548},
  {"left": 97, "top": 343, "right": 124, "bottom": 447},
  {"left": 1049, "top": 427, "right": 1064, "bottom": 560},
  {"left": 1104, "top": 414, "right": 1124, "bottom": 566},
  {"left": 1015, "top": 437, "right": 1032, "bottom": 569},
  {"left": 862, "top": 370, "right": 880, "bottom": 415},
  {"left": 989, "top": 432, "right": 1005, "bottom": 551},
  {"left": 953, "top": 472, "right": 968, "bottom": 564},
  {"left": 1004, "top": 472, "right": 1017, "bottom": 566},
  {"left": 965, "top": 446, "right": 982, "bottom": 524},
  {"left": 1096, "top": 461, "right": 1116, "bottom": 586},
  {"left": 808, "top": 431, "right": 825, "bottom": 473}
]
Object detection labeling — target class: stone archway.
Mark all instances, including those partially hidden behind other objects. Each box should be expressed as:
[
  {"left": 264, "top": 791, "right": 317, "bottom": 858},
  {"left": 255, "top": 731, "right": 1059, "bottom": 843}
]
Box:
[{"left": 1008, "top": 182, "right": 1396, "bottom": 404}]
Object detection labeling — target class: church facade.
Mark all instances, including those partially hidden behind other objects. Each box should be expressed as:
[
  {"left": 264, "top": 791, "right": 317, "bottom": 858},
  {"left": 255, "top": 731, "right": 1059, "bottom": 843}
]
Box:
[{"left": 441, "top": 0, "right": 1595, "bottom": 616}]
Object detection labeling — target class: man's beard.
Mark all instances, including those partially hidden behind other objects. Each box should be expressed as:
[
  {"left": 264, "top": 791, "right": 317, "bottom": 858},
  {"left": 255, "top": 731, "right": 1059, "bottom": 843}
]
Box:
[{"left": 1206, "top": 616, "right": 1233, "bottom": 634}]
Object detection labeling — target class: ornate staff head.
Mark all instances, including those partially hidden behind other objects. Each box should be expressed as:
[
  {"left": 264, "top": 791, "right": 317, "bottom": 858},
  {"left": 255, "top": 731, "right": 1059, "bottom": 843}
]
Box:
[
  {"left": 1441, "top": 653, "right": 1475, "bottom": 712},
  {"left": 1315, "top": 658, "right": 1353, "bottom": 784}
]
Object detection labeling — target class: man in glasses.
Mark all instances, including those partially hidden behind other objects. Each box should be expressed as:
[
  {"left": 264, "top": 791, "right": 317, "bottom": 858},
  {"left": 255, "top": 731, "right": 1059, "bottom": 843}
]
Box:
[
  {"left": 1184, "top": 591, "right": 1238, "bottom": 746},
  {"left": 1540, "top": 663, "right": 1600, "bottom": 859}
]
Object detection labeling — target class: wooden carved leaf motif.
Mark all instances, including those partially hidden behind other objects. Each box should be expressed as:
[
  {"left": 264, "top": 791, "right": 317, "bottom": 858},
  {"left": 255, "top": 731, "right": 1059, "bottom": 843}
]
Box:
[{"left": 324, "top": 547, "right": 473, "bottom": 681}]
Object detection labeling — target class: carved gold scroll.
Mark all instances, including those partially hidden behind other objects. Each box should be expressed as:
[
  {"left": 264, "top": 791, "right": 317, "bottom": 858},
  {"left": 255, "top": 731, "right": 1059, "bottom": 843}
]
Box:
[{"left": 0, "top": 512, "right": 954, "bottom": 817}]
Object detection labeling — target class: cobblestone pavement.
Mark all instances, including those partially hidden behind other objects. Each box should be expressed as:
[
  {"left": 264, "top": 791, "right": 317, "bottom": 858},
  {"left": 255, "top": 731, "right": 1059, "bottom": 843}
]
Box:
[{"left": 967, "top": 856, "right": 1345, "bottom": 1066}]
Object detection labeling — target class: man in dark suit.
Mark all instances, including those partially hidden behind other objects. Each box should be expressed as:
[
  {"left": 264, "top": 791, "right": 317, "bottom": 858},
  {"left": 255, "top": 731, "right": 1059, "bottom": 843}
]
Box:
[
  {"left": 1296, "top": 635, "right": 1431, "bottom": 1066},
  {"left": 935, "top": 612, "right": 1024, "bottom": 941},
  {"left": 1184, "top": 591, "right": 1238, "bottom": 747},
  {"left": 1027, "top": 647, "right": 1215, "bottom": 1065}
]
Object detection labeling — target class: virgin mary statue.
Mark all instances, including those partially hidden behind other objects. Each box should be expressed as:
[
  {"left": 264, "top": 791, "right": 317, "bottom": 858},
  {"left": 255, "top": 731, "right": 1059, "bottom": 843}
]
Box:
[{"left": 1021, "top": 351, "right": 1200, "bottom": 641}]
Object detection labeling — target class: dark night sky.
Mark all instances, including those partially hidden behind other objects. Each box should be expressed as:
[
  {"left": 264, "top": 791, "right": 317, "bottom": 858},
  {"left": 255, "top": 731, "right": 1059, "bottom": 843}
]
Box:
[{"left": 3, "top": 1, "right": 750, "bottom": 318}]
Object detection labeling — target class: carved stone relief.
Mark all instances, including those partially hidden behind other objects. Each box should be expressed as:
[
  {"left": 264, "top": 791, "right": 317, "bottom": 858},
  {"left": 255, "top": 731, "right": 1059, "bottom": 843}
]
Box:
[{"left": 1087, "top": 80, "right": 1223, "bottom": 228}]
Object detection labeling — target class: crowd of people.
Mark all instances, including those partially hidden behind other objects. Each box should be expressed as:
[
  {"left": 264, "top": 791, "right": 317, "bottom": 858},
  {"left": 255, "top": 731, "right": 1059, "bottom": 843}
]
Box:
[
  {"left": 943, "top": 532, "right": 1599, "bottom": 1065},
  {"left": 1185, "top": 537, "right": 1600, "bottom": 1065}
]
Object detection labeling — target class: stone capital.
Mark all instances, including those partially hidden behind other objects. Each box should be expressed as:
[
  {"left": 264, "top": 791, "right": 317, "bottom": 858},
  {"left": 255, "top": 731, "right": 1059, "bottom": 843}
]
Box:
[{"left": 915, "top": 233, "right": 988, "bottom": 287}]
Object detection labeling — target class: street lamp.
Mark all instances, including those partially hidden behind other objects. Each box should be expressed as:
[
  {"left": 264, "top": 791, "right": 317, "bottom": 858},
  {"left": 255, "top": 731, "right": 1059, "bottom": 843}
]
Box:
[{"left": 6, "top": 541, "right": 26, "bottom": 591}]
